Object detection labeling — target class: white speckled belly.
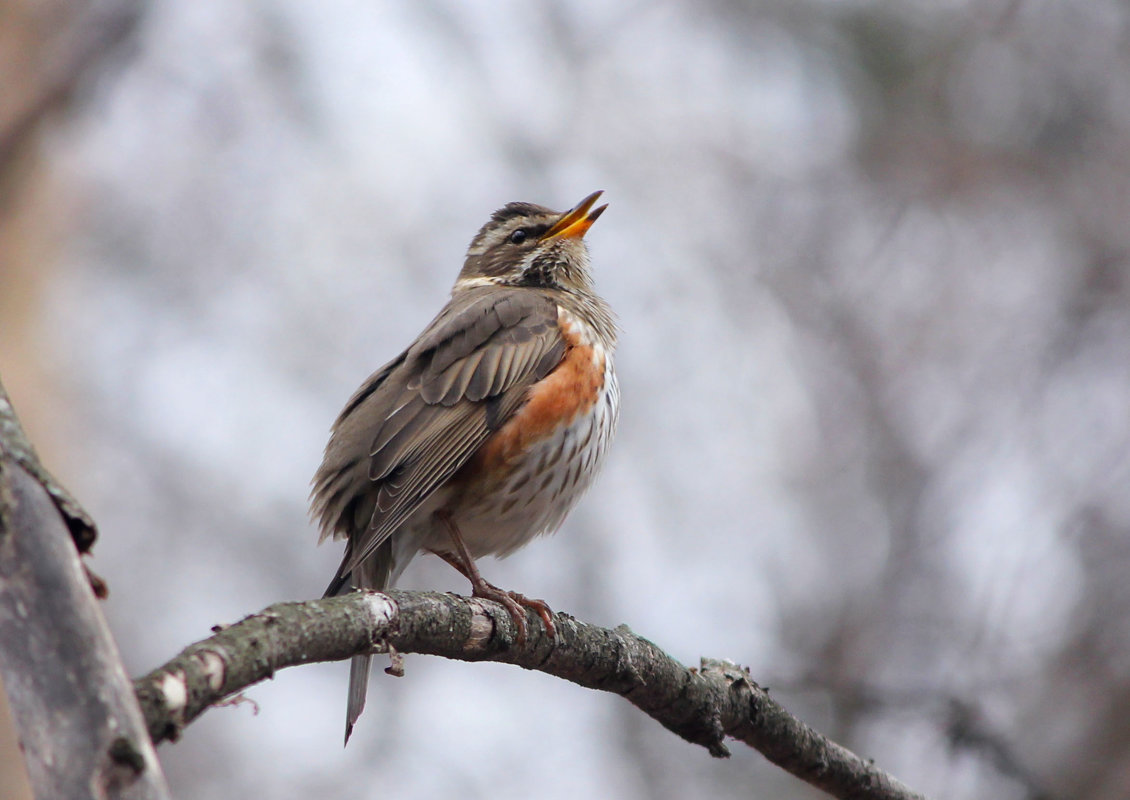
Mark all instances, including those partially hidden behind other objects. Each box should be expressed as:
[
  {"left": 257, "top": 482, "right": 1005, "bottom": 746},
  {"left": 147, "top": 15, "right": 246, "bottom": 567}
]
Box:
[{"left": 460, "top": 354, "right": 619, "bottom": 558}]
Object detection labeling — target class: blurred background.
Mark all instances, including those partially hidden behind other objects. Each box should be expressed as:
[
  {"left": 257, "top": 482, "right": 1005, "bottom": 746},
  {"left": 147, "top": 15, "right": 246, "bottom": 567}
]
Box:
[{"left": 2, "top": 0, "right": 1129, "bottom": 798}]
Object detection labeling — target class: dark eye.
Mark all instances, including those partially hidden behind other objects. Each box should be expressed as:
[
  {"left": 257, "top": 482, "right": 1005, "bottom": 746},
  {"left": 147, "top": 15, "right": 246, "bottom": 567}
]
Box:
[{"left": 508, "top": 229, "right": 528, "bottom": 245}]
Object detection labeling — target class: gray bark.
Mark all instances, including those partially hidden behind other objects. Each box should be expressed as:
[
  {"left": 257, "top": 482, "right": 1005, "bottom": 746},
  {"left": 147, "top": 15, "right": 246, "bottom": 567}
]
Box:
[
  {"left": 0, "top": 381, "right": 170, "bottom": 799},
  {"left": 135, "top": 590, "right": 927, "bottom": 800}
]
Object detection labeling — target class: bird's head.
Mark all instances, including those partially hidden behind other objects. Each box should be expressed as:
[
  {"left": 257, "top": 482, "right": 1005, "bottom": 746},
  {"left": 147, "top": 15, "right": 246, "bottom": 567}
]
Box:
[{"left": 456, "top": 191, "right": 608, "bottom": 293}]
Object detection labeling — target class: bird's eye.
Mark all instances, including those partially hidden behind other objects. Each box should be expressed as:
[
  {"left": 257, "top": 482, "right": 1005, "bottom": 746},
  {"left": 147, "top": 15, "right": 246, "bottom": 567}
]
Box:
[{"left": 508, "top": 229, "right": 528, "bottom": 245}]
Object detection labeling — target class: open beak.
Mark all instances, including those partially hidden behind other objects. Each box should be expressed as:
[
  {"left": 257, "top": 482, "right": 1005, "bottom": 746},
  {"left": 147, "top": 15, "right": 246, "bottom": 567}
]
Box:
[{"left": 543, "top": 190, "right": 608, "bottom": 240}]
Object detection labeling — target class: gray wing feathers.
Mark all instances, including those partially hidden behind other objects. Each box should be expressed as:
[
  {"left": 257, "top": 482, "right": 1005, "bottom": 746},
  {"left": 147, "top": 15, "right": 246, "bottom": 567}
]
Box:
[
  {"left": 416, "top": 293, "right": 550, "bottom": 404},
  {"left": 310, "top": 286, "right": 566, "bottom": 579}
]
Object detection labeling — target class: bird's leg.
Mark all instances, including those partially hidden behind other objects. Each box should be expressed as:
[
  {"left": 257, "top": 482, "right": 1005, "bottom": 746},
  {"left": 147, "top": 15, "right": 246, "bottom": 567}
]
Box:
[
  {"left": 431, "top": 511, "right": 556, "bottom": 645},
  {"left": 428, "top": 548, "right": 476, "bottom": 581}
]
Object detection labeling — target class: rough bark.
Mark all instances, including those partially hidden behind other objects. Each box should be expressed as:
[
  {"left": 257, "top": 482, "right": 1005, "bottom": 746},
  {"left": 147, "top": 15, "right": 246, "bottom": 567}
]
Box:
[
  {"left": 0, "top": 380, "right": 171, "bottom": 799},
  {"left": 135, "top": 590, "right": 927, "bottom": 800}
]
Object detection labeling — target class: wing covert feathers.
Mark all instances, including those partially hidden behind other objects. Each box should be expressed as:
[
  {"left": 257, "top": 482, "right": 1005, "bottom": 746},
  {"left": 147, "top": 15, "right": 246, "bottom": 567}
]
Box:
[{"left": 309, "top": 286, "right": 566, "bottom": 575}]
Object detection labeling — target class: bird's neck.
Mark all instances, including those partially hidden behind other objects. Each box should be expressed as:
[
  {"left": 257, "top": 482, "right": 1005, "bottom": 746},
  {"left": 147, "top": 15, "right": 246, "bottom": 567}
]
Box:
[{"left": 555, "top": 288, "right": 618, "bottom": 351}]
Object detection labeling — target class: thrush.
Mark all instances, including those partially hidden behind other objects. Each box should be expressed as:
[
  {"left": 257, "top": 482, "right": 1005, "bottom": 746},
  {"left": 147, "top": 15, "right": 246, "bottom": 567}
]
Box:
[{"left": 310, "top": 191, "right": 619, "bottom": 743}]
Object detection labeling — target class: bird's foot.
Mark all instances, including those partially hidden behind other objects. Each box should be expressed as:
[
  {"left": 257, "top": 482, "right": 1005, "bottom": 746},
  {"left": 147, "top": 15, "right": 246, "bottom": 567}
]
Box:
[
  {"left": 432, "top": 511, "right": 557, "bottom": 647},
  {"left": 469, "top": 579, "right": 555, "bottom": 646}
]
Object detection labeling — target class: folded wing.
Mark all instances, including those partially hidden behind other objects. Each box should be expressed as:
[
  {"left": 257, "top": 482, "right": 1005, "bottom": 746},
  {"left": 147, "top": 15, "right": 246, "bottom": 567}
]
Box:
[{"left": 310, "top": 286, "right": 566, "bottom": 582}]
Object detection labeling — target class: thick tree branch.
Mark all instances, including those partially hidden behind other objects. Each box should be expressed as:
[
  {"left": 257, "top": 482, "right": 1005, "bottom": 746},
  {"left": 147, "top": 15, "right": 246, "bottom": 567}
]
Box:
[
  {"left": 0, "top": 378, "right": 96, "bottom": 552},
  {"left": 0, "top": 379, "right": 170, "bottom": 799},
  {"left": 135, "top": 591, "right": 927, "bottom": 800}
]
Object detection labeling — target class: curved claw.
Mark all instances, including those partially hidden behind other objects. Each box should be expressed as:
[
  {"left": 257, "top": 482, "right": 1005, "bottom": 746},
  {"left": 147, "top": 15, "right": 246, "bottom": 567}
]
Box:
[
  {"left": 507, "top": 591, "right": 557, "bottom": 642},
  {"left": 470, "top": 583, "right": 558, "bottom": 646}
]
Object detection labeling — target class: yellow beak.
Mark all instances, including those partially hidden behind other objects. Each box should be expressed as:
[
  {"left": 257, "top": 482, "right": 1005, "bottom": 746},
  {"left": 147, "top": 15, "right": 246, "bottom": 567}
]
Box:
[{"left": 543, "top": 190, "right": 608, "bottom": 240}]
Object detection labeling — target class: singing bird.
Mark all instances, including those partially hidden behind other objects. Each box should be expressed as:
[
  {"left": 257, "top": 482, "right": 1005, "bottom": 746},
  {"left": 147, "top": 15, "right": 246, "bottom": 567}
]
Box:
[{"left": 311, "top": 191, "right": 619, "bottom": 742}]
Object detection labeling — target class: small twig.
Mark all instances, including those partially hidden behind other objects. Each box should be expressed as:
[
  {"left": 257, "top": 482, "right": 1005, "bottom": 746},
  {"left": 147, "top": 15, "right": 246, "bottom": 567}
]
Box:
[
  {"left": 134, "top": 591, "right": 926, "bottom": 800},
  {"left": 214, "top": 694, "right": 259, "bottom": 715},
  {"left": 384, "top": 643, "right": 405, "bottom": 677}
]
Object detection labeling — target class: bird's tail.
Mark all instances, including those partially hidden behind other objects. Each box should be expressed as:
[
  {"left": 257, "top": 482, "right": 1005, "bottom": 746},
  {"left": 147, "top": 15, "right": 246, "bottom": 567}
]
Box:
[
  {"left": 324, "top": 541, "right": 393, "bottom": 745},
  {"left": 345, "top": 652, "right": 372, "bottom": 745}
]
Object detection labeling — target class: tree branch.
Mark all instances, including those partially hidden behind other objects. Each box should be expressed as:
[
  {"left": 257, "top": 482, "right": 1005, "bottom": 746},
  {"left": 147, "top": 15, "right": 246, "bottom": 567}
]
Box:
[
  {"left": 0, "top": 0, "right": 146, "bottom": 187},
  {"left": 0, "top": 379, "right": 170, "bottom": 799},
  {"left": 135, "top": 591, "right": 927, "bottom": 800},
  {"left": 0, "top": 378, "right": 97, "bottom": 552}
]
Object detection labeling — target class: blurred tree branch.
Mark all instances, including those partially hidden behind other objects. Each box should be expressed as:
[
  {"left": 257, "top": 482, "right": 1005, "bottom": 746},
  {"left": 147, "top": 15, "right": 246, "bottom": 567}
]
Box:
[
  {"left": 776, "top": 677, "right": 1057, "bottom": 800},
  {"left": 0, "top": 0, "right": 146, "bottom": 188},
  {"left": 135, "top": 590, "right": 927, "bottom": 800}
]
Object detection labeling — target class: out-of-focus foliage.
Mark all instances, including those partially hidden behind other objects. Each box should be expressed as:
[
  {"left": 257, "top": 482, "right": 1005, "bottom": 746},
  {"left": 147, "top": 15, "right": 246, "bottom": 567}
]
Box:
[{"left": 3, "top": 0, "right": 1129, "bottom": 798}]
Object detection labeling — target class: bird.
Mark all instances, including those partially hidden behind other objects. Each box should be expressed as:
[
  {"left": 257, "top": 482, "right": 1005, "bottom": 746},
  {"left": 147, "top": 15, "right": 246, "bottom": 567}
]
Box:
[{"left": 310, "top": 191, "right": 619, "bottom": 743}]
